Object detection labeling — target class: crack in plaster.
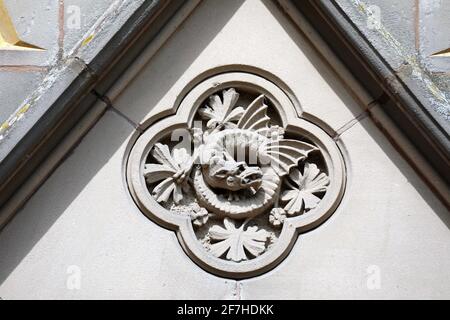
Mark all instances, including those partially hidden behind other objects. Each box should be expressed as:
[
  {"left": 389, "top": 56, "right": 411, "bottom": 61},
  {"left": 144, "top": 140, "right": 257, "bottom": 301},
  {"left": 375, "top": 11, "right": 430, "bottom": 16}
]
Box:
[
  {"left": 92, "top": 89, "right": 140, "bottom": 131},
  {"left": 229, "top": 281, "right": 242, "bottom": 300},
  {"left": 333, "top": 97, "right": 380, "bottom": 140}
]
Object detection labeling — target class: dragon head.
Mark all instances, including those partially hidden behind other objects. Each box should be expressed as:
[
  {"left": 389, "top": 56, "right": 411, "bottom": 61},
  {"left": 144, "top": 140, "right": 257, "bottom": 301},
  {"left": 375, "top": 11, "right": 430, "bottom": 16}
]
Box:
[{"left": 203, "top": 159, "right": 263, "bottom": 192}]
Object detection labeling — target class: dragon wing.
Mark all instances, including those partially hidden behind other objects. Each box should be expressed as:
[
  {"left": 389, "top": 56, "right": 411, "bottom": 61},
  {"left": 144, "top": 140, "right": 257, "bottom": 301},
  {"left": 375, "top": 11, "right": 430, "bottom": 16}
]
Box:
[
  {"left": 261, "top": 139, "right": 318, "bottom": 177},
  {"left": 237, "top": 94, "right": 270, "bottom": 132},
  {"left": 237, "top": 94, "right": 317, "bottom": 176}
]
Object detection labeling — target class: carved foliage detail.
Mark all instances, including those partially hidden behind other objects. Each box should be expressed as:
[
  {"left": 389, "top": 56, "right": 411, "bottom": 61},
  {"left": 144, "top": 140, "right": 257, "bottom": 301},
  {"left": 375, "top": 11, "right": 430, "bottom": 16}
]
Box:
[
  {"left": 208, "top": 218, "right": 270, "bottom": 261},
  {"left": 282, "top": 163, "right": 330, "bottom": 215},
  {"left": 142, "top": 88, "right": 330, "bottom": 262}
]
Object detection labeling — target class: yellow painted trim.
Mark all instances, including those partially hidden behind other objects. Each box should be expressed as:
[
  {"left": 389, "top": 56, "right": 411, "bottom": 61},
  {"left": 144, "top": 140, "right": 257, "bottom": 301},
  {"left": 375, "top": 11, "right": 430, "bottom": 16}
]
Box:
[
  {"left": 0, "top": 0, "right": 43, "bottom": 50},
  {"left": 431, "top": 48, "right": 450, "bottom": 57},
  {"left": 81, "top": 34, "right": 94, "bottom": 47},
  {"left": 0, "top": 122, "right": 10, "bottom": 131},
  {"left": 17, "top": 103, "right": 30, "bottom": 115}
]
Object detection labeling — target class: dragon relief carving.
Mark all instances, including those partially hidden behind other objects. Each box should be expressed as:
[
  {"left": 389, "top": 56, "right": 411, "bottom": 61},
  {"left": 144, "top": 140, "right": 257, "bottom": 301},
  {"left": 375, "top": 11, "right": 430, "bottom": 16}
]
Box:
[{"left": 143, "top": 88, "right": 330, "bottom": 262}]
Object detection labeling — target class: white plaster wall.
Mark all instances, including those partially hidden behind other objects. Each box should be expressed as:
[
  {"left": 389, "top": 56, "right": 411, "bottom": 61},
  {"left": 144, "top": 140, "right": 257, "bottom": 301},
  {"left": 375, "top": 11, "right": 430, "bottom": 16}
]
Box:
[{"left": 0, "top": 0, "right": 449, "bottom": 299}]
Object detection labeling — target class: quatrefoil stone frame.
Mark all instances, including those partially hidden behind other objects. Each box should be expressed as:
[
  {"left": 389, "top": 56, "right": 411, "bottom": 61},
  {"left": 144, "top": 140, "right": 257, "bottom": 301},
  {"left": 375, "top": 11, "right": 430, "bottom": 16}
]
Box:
[{"left": 126, "top": 71, "right": 346, "bottom": 278}]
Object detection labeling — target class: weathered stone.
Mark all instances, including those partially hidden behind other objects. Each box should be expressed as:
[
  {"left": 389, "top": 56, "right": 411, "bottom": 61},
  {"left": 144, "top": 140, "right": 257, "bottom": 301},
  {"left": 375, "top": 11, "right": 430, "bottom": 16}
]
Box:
[
  {"left": 63, "top": 0, "right": 115, "bottom": 55},
  {"left": 127, "top": 80, "right": 345, "bottom": 277},
  {"left": 111, "top": 0, "right": 363, "bottom": 134},
  {"left": 0, "top": 0, "right": 449, "bottom": 300},
  {"left": 0, "top": 0, "right": 59, "bottom": 66},
  {"left": 418, "top": 0, "right": 450, "bottom": 72},
  {"left": 67, "top": 0, "right": 145, "bottom": 63},
  {"left": 0, "top": 111, "right": 237, "bottom": 299},
  {"left": 0, "top": 71, "right": 45, "bottom": 124},
  {"left": 241, "top": 118, "right": 450, "bottom": 299},
  {"left": 335, "top": 0, "right": 417, "bottom": 70}
]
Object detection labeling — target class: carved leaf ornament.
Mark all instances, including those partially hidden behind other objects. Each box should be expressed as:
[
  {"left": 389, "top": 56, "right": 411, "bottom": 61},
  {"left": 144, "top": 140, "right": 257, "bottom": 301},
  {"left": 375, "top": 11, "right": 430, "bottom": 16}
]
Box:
[
  {"left": 144, "top": 144, "right": 192, "bottom": 204},
  {"left": 209, "top": 218, "right": 270, "bottom": 261},
  {"left": 127, "top": 73, "right": 345, "bottom": 278},
  {"left": 282, "top": 163, "right": 330, "bottom": 215}
]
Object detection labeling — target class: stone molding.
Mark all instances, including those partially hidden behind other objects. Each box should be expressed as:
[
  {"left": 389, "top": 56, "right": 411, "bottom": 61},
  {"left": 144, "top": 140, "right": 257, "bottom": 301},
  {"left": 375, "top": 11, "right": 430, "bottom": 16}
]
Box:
[{"left": 126, "top": 71, "right": 346, "bottom": 278}]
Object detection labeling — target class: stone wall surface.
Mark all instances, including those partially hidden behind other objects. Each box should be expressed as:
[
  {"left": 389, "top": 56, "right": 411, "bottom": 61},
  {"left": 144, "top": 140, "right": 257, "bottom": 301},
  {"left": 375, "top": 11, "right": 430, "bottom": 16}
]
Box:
[
  {"left": 0, "top": 0, "right": 449, "bottom": 299},
  {"left": 0, "top": 0, "right": 145, "bottom": 142},
  {"left": 335, "top": 0, "right": 450, "bottom": 121}
]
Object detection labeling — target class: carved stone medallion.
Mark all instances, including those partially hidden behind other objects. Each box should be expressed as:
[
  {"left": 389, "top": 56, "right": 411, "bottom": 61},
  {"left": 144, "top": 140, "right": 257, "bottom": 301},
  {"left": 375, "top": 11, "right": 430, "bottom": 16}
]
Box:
[{"left": 126, "top": 71, "right": 346, "bottom": 278}]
